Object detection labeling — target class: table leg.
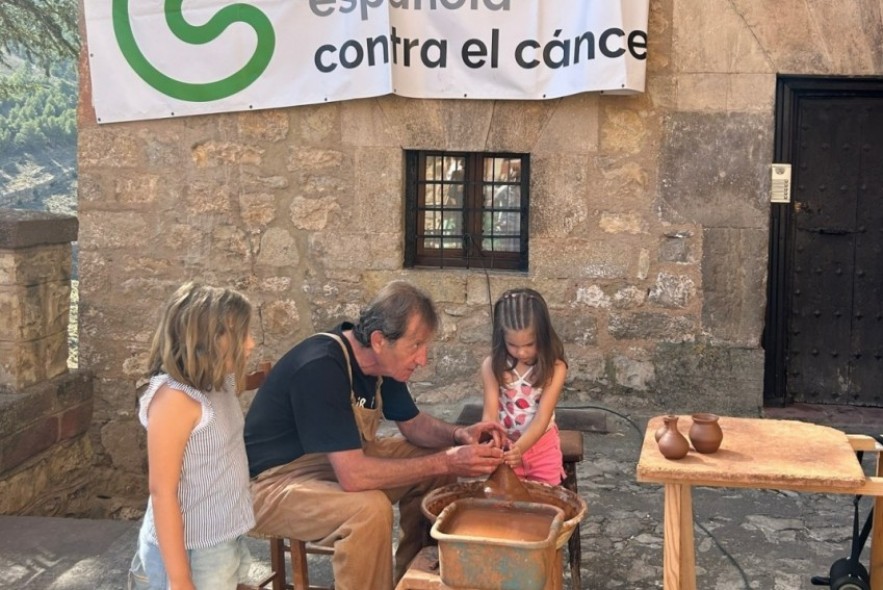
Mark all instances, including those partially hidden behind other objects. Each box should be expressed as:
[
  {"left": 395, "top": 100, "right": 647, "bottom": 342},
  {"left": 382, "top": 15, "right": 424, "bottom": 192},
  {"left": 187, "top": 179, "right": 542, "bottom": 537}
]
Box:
[
  {"left": 871, "top": 455, "right": 883, "bottom": 590},
  {"left": 663, "top": 483, "right": 696, "bottom": 590}
]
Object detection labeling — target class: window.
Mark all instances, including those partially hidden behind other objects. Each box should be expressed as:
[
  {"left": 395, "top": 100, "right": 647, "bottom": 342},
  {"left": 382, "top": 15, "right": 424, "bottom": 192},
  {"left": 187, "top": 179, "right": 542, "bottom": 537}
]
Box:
[{"left": 404, "top": 151, "right": 529, "bottom": 271}]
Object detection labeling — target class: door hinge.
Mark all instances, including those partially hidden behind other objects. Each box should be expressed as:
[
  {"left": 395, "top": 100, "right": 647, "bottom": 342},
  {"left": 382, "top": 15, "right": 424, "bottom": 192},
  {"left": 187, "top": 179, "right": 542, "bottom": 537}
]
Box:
[{"left": 770, "top": 163, "right": 791, "bottom": 203}]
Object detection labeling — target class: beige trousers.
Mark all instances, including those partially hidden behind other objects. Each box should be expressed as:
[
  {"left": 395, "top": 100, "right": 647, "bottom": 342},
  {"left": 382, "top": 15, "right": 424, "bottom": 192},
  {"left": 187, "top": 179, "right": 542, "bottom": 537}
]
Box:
[{"left": 250, "top": 436, "right": 454, "bottom": 590}]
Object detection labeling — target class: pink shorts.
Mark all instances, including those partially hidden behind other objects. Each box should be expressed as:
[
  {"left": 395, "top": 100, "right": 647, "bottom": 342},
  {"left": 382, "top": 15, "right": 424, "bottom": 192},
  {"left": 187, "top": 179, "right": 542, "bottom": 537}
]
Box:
[{"left": 512, "top": 425, "right": 565, "bottom": 485}]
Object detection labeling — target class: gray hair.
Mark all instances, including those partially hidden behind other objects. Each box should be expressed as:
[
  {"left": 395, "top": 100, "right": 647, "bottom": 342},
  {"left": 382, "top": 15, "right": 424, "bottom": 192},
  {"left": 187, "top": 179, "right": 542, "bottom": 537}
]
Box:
[{"left": 352, "top": 280, "right": 438, "bottom": 346}]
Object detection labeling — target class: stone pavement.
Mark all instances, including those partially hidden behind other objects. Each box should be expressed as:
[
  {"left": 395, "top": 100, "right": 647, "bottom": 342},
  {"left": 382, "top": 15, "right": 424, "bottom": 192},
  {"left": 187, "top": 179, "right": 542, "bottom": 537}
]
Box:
[{"left": 1, "top": 404, "right": 880, "bottom": 590}]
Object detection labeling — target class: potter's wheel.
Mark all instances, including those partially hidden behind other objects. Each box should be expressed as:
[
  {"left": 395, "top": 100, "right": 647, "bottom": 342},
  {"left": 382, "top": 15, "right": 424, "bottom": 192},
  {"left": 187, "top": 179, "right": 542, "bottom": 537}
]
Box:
[{"left": 421, "top": 479, "right": 587, "bottom": 550}]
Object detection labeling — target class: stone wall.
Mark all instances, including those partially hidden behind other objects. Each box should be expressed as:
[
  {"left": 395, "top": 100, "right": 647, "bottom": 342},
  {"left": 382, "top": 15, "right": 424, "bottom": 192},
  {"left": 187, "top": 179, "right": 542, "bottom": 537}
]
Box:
[
  {"left": 76, "top": 0, "right": 883, "bottom": 515},
  {"left": 0, "top": 210, "right": 95, "bottom": 517}
]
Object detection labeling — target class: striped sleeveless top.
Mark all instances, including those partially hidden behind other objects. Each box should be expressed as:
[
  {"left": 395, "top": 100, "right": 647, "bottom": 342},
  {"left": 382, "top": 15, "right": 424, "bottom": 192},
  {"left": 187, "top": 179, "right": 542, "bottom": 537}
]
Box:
[{"left": 139, "top": 374, "right": 255, "bottom": 549}]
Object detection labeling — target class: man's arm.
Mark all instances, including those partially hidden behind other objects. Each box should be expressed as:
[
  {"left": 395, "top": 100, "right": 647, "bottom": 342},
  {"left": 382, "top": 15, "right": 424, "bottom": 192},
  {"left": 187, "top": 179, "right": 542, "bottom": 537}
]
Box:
[
  {"left": 398, "top": 411, "right": 506, "bottom": 449},
  {"left": 327, "top": 440, "right": 503, "bottom": 492}
]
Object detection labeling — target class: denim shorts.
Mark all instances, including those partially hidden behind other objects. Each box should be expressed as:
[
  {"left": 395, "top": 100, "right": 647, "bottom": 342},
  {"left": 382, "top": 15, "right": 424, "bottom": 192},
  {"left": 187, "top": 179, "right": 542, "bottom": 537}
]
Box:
[{"left": 128, "top": 524, "right": 252, "bottom": 590}]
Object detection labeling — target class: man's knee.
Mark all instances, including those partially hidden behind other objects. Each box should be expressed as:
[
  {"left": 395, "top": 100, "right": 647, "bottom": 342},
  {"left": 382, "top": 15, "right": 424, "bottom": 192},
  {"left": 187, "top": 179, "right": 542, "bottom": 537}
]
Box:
[{"left": 350, "top": 490, "right": 394, "bottom": 531}]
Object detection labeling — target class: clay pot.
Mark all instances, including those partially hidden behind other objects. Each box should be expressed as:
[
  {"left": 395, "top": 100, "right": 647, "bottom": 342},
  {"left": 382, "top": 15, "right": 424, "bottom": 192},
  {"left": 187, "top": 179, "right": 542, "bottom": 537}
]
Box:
[
  {"left": 482, "top": 463, "right": 531, "bottom": 502},
  {"left": 656, "top": 415, "right": 689, "bottom": 460},
  {"left": 689, "top": 413, "right": 723, "bottom": 453}
]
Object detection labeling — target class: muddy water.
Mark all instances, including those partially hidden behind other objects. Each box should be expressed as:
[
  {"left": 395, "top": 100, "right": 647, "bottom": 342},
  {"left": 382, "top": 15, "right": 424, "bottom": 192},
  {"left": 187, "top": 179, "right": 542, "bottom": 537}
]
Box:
[{"left": 439, "top": 505, "right": 555, "bottom": 542}]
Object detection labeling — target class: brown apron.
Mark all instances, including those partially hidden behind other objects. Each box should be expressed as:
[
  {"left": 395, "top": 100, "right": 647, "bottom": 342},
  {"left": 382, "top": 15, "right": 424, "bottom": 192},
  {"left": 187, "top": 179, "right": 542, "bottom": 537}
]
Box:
[{"left": 319, "top": 332, "right": 383, "bottom": 445}]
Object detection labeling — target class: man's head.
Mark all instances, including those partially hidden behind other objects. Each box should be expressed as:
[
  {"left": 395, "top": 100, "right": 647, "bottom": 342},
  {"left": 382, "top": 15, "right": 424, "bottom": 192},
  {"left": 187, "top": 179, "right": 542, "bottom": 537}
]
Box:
[{"left": 352, "top": 280, "right": 438, "bottom": 381}]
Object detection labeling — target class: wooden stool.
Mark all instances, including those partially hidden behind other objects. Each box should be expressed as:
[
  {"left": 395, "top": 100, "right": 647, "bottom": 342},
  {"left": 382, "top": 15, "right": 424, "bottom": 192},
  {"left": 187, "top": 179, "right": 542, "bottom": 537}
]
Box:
[
  {"left": 454, "top": 404, "right": 585, "bottom": 590},
  {"left": 245, "top": 361, "right": 335, "bottom": 590},
  {"left": 253, "top": 537, "right": 334, "bottom": 590}
]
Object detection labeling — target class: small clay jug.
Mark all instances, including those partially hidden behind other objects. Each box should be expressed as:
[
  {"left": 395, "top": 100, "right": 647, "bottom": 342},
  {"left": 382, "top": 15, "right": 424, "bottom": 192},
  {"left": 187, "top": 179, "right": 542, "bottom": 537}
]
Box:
[
  {"left": 482, "top": 463, "right": 531, "bottom": 502},
  {"left": 655, "top": 414, "right": 678, "bottom": 442},
  {"left": 656, "top": 415, "right": 689, "bottom": 460},
  {"left": 689, "top": 413, "right": 723, "bottom": 454}
]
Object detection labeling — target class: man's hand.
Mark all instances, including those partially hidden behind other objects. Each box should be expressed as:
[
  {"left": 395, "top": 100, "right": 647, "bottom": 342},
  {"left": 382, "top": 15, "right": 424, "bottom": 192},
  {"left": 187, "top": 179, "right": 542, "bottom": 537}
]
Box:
[
  {"left": 457, "top": 420, "right": 507, "bottom": 449},
  {"left": 445, "top": 443, "right": 503, "bottom": 477}
]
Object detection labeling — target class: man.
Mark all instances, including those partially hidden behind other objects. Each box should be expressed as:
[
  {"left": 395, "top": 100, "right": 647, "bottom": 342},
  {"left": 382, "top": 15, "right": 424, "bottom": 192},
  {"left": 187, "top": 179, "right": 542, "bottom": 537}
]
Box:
[{"left": 244, "top": 280, "right": 505, "bottom": 590}]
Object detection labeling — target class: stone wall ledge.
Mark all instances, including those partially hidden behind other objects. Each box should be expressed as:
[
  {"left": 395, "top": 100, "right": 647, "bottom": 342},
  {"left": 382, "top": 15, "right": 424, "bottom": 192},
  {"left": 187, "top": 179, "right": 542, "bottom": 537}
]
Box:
[
  {"left": 0, "top": 370, "right": 94, "bottom": 477},
  {"left": 0, "top": 209, "right": 79, "bottom": 250}
]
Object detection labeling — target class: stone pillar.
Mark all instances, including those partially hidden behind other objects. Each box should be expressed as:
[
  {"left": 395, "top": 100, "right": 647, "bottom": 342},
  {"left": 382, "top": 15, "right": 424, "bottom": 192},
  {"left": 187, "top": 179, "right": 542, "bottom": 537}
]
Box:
[{"left": 0, "top": 209, "right": 78, "bottom": 391}]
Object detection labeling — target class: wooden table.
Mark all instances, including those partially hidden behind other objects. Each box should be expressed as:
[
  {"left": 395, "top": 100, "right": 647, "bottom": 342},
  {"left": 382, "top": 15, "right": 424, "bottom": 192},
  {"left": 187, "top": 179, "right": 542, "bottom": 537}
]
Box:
[{"left": 636, "top": 415, "right": 883, "bottom": 590}]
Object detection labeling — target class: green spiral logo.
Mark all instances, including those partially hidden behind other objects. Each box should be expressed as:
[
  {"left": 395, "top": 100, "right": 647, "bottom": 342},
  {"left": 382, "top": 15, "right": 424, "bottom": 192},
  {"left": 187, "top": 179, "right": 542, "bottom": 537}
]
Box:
[{"left": 112, "top": 0, "right": 275, "bottom": 102}]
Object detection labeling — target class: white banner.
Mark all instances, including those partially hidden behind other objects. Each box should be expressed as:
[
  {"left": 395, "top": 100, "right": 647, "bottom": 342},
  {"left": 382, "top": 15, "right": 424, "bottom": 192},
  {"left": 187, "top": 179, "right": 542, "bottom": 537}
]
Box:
[{"left": 84, "top": 0, "right": 649, "bottom": 124}]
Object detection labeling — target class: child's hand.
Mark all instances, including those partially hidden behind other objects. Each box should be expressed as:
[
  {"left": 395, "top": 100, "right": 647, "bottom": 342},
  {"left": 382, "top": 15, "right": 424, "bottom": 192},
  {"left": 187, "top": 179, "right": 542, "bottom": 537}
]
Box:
[{"left": 502, "top": 444, "right": 523, "bottom": 469}]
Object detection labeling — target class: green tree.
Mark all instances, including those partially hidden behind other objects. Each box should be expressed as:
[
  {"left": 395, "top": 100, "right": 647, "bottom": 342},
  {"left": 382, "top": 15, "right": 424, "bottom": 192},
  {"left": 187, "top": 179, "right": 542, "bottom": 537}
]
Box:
[
  {"left": 0, "top": 0, "right": 79, "bottom": 66},
  {"left": 0, "top": 0, "right": 79, "bottom": 99}
]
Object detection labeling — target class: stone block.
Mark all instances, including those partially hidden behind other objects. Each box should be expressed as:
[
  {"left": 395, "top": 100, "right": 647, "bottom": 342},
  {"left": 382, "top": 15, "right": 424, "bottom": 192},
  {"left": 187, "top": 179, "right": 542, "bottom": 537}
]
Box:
[
  {"left": 0, "top": 281, "right": 70, "bottom": 341},
  {"left": 0, "top": 392, "right": 51, "bottom": 433},
  {"left": 676, "top": 74, "right": 728, "bottom": 111},
  {"left": 289, "top": 196, "right": 342, "bottom": 231},
  {"left": 659, "top": 230, "right": 697, "bottom": 264},
  {"left": 702, "top": 227, "right": 768, "bottom": 346},
  {"left": 533, "top": 93, "right": 600, "bottom": 155},
  {"left": 608, "top": 312, "right": 697, "bottom": 342},
  {"left": 531, "top": 238, "right": 636, "bottom": 279},
  {"left": 658, "top": 112, "right": 773, "bottom": 228},
  {"left": 0, "top": 417, "right": 59, "bottom": 474},
  {"left": 555, "top": 312, "right": 598, "bottom": 346},
  {"left": 376, "top": 96, "right": 445, "bottom": 149},
  {"left": 59, "top": 401, "right": 94, "bottom": 441},
  {"left": 652, "top": 340, "right": 764, "bottom": 415},
  {"left": 191, "top": 140, "right": 264, "bottom": 168},
  {"left": 256, "top": 227, "right": 300, "bottom": 268},
  {"left": 0, "top": 210, "right": 78, "bottom": 249},
  {"left": 673, "top": 0, "right": 770, "bottom": 74},
  {"left": 486, "top": 100, "right": 553, "bottom": 153},
  {"left": 0, "top": 244, "right": 72, "bottom": 286},
  {"left": 647, "top": 272, "right": 697, "bottom": 309},
  {"left": 0, "top": 332, "right": 68, "bottom": 390},
  {"left": 531, "top": 153, "right": 593, "bottom": 238},
  {"left": 440, "top": 100, "right": 494, "bottom": 151},
  {"left": 354, "top": 147, "right": 403, "bottom": 233},
  {"left": 340, "top": 98, "right": 400, "bottom": 148},
  {"left": 236, "top": 108, "right": 290, "bottom": 143},
  {"left": 78, "top": 126, "right": 144, "bottom": 167}
]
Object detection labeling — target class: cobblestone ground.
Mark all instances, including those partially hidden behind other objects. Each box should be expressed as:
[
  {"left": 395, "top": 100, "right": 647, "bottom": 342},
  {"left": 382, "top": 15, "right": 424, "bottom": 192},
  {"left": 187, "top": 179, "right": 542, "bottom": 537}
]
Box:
[{"left": 283, "top": 408, "right": 875, "bottom": 590}]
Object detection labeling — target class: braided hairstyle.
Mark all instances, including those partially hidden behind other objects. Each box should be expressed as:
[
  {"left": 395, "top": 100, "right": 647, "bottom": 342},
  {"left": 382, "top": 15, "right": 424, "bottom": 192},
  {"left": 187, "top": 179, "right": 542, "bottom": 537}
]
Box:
[{"left": 490, "top": 288, "right": 565, "bottom": 387}]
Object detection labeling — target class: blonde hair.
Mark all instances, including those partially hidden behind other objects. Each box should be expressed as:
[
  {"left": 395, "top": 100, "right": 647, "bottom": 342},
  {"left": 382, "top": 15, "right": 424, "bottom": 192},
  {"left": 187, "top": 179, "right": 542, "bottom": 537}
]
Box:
[{"left": 147, "top": 282, "right": 252, "bottom": 393}]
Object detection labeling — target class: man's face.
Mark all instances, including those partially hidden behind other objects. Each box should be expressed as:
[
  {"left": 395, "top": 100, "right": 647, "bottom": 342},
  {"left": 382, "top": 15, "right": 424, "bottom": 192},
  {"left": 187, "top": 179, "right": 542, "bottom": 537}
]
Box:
[{"left": 376, "top": 313, "right": 433, "bottom": 382}]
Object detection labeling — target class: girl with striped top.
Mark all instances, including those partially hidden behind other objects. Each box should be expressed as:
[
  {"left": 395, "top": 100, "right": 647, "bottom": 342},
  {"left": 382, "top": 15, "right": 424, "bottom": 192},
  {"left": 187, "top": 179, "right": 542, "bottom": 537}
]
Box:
[{"left": 128, "top": 282, "right": 256, "bottom": 590}]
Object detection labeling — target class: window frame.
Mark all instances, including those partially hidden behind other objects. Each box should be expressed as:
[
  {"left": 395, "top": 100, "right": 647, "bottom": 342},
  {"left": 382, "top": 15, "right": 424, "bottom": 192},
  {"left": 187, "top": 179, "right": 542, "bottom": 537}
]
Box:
[{"left": 404, "top": 150, "right": 530, "bottom": 271}]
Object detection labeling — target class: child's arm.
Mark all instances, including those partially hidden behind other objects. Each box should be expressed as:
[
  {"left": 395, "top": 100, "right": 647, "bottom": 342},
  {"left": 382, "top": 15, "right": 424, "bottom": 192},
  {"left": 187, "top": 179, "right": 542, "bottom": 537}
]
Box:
[
  {"left": 480, "top": 356, "right": 501, "bottom": 424},
  {"left": 146, "top": 385, "right": 201, "bottom": 590},
  {"left": 503, "top": 359, "right": 567, "bottom": 464}
]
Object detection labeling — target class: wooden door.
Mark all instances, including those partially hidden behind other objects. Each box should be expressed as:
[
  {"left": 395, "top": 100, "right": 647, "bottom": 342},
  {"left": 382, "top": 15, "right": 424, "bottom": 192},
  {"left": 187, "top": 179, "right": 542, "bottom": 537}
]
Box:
[{"left": 766, "top": 78, "right": 883, "bottom": 407}]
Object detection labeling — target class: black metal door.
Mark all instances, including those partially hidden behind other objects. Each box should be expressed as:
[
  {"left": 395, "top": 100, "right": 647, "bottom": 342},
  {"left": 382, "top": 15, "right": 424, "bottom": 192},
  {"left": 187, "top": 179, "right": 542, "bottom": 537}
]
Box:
[{"left": 767, "top": 77, "right": 883, "bottom": 407}]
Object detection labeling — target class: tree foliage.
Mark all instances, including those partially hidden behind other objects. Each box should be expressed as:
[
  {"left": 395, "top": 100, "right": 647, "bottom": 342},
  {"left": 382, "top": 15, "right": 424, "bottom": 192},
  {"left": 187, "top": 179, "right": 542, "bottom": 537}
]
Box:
[
  {"left": 0, "top": 61, "right": 77, "bottom": 154},
  {"left": 0, "top": 0, "right": 78, "bottom": 152},
  {"left": 0, "top": 0, "right": 80, "bottom": 69}
]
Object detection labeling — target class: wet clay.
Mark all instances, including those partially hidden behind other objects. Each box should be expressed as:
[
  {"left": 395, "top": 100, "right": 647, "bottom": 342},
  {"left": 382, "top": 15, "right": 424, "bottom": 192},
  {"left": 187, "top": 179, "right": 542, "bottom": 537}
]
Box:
[
  {"left": 482, "top": 463, "right": 532, "bottom": 502},
  {"left": 440, "top": 505, "right": 554, "bottom": 542}
]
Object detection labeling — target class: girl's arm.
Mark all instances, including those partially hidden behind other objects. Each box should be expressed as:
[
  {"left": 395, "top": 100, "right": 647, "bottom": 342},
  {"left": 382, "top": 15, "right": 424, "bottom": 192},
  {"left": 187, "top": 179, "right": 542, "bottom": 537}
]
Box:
[
  {"left": 505, "top": 359, "right": 567, "bottom": 461},
  {"left": 146, "top": 385, "right": 201, "bottom": 590},
  {"left": 480, "top": 356, "right": 501, "bottom": 424}
]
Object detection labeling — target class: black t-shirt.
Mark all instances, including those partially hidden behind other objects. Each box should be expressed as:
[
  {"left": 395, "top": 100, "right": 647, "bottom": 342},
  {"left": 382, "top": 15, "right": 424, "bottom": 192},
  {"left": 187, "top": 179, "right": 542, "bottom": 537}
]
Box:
[{"left": 244, "top": 323, "right": 420, "bottom": 478}]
